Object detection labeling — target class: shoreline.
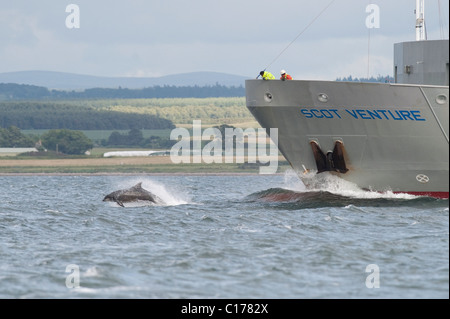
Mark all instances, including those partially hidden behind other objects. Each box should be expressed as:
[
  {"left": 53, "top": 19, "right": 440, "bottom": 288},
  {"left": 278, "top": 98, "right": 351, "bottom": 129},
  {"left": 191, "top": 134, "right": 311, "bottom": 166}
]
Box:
[
  {"left": 0, "top": 172, "right": 284, "bottom": 176},
  {"left": 0, "top": 155, "right": 290, "bottom": 176}
]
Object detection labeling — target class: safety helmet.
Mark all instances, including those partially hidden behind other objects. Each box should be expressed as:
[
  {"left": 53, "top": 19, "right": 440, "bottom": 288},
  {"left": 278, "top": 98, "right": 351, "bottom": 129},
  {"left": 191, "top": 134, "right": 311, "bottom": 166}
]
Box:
[{"left": 280, "top": 70, "right": 286, "bottom": 75}]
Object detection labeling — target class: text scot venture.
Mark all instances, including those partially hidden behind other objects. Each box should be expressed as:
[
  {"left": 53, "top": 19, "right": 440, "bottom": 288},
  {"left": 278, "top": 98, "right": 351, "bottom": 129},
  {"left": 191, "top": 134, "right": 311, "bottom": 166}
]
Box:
[{"left": 300, "top": 108, "right": 426, "bottom": 121}]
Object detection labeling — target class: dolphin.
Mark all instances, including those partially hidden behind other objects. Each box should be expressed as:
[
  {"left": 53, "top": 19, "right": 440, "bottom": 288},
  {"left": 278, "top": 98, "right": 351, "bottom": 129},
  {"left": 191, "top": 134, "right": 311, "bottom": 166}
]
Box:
[{"left": 103, "top": 182, "right": 164, "bottom": 207}]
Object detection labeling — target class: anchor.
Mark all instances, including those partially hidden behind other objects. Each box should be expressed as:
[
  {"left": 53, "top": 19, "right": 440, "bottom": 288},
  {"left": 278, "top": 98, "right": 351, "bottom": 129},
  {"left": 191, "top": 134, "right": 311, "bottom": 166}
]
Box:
[{"left": 310, "top": 140, "right": 348, "bottom": 174}]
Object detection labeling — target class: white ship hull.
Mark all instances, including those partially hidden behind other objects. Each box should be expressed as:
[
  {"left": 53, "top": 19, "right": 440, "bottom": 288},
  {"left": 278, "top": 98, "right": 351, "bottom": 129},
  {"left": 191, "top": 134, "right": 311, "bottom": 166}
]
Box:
[{"left": 246, "top": 79, "right": 449, "bottom": 198}]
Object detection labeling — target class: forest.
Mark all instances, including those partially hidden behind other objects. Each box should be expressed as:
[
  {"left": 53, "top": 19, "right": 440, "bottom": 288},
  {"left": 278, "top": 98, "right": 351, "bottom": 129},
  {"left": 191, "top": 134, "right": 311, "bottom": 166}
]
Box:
[
  {"left": 0, "top": 101, "right": 175, "bottom": 130},
  {"left": 336, "top": 75, "right": 394, "bottom": 83},
  {"left": 0, "top": 83, "right": 245, "bottom": 100}
]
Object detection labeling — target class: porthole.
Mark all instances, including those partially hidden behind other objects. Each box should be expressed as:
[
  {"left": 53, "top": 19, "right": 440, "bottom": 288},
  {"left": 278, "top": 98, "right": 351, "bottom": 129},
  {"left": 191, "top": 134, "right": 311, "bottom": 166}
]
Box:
[
  {"left": 264, "top": 92, "right": 273, "bottom": 102},
  {"left": 435, "top": 94, "right": 447, "bottom": 105},
  {"left": 318, "top": 93, "right": 329, "bottom": 103}
]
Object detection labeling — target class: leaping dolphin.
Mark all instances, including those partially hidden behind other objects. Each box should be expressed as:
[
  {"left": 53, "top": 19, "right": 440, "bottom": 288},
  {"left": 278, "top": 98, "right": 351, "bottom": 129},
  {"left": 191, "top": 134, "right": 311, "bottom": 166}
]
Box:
[{"left": 103, "top": 182, "right": 164, "bottom": 207}]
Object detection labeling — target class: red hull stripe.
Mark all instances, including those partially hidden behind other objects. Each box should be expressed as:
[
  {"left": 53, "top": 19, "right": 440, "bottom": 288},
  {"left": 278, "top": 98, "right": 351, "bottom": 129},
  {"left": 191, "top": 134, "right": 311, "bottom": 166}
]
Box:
[{"left": 397, "top": 191, "right": 449, "bottom": 199}]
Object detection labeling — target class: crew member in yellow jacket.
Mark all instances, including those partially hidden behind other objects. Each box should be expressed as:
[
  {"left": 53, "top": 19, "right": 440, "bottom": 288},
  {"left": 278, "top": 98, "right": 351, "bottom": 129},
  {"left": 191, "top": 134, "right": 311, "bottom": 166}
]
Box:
[{"left": 259, "top": 70, "right": 275, "bottom": 80}]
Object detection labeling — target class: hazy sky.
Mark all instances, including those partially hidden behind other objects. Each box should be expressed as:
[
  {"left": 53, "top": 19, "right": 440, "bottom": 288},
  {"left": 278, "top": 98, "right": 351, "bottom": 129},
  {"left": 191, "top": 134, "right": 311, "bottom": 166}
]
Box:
[{"left": 0, "top": 0, "right": 448, "bottom": 80}]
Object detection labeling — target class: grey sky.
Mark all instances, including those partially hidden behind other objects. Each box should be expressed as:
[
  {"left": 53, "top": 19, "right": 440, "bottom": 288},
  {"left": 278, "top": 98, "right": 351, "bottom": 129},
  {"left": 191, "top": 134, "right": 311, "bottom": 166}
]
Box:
[{"left": 0, "top": 0, "right": 448, "bottom": 80}]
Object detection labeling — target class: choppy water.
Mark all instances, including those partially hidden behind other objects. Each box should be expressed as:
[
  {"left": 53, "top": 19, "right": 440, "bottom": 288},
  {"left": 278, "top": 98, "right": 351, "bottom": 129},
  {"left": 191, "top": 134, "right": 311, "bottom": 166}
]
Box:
[{"left": 0, "top": 171, "right": 448, "bottom": 299}]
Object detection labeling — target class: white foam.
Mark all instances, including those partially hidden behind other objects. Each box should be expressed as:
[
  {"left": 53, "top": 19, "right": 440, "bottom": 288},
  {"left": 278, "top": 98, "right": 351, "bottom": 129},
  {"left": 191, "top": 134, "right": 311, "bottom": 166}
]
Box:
[
  {"left": 83, "top": 266, "right": 101, "bottom": 277},
  {"left": 70, "top": 285, "right": 144, "bottom": 295},
  {"left": 282, "top": 169, "right": 419, "bottom": 200},
  {"left": 282, "top": 169, "right": 307, "bottom": 192}
]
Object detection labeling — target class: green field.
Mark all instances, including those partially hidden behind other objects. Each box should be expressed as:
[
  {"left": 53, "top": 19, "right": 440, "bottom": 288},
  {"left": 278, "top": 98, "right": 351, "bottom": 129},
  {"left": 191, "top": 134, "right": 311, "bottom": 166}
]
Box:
[
  {"left": 37, "top": 97, "right": 254, "bottom": 125},
  {"left": 83, "top": 97, "right": 251, "bottom": 125},
  {"left": 17, "top": 97, "right": 260, "bottom": 142}
]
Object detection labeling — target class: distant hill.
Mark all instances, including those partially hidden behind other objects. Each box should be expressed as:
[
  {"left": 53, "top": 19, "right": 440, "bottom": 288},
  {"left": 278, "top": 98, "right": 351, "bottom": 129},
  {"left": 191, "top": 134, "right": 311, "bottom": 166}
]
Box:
[{"left": 0, "top": 70, "right": 249, "bottom": 90}]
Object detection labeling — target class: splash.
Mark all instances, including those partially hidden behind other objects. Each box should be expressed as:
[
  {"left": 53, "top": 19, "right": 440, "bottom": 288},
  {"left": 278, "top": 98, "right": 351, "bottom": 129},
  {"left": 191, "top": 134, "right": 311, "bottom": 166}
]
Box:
[{"left": 282, "top": 169, "right": 419, "bottom": 200}]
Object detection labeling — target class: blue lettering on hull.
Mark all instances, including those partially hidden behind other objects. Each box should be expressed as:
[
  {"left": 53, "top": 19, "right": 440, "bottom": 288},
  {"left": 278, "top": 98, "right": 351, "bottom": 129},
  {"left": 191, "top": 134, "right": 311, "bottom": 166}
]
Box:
[{"left": 300, "top": 108, "right": 426, "bottom": 121}]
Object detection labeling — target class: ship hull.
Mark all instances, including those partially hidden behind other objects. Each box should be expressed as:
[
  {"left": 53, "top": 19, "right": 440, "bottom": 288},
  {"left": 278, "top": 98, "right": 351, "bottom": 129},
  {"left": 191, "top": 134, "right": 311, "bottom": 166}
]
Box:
[{"left": 246, "top": 79, "right": 449, "bottom": 198}]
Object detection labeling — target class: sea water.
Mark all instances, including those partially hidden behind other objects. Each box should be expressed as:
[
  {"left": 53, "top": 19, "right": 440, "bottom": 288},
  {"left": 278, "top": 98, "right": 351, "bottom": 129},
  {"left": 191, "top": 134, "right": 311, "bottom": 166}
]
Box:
[{"left": 0, "top": 171, "right": 448, "bottom": 299}]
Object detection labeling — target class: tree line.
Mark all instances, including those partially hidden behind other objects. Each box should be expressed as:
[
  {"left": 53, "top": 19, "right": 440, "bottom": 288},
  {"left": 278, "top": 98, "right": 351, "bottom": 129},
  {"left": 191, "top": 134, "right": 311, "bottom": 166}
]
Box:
[
  {"left": 0, "top": 126, "right": 35, "bottom": 148},
  {"left": 336, "top": 75, "right": 394, "bottom": 83},
  {"left": 1, "top": 125, "right": 246, "bottom": 155},
  {"left": 0, "top": 101, "right": 175, "bottom": 130},
  {"left": 101, "top": 128, "right": 176, "bottom": 149},
  {"left": 0, "top": 126, "right": 93, "bottom": 155},
  {"left": 0, "top": 126, "right": 175, "bottom": 154},
  {"left": 100, "top": 125, "right": 240, "bottom": 149},
  {"left": 0, "top": 83, "right": 245, "bottom": 100}
]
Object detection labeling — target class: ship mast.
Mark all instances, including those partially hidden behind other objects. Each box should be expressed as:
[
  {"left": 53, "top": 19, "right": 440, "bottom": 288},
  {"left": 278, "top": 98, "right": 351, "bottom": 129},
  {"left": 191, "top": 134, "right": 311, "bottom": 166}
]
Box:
[{"left": 415, "top": 0, "right": 427, "bottom": 41}]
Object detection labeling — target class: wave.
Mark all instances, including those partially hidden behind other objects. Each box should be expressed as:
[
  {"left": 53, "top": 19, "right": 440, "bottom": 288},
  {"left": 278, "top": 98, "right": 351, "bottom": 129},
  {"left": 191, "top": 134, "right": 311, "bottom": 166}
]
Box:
[
  {"left": 245, "top": 188, "right": 440, "bottom": 208},
  {"left": 244, "top": 170, "right": 448, "bottom": 209}
]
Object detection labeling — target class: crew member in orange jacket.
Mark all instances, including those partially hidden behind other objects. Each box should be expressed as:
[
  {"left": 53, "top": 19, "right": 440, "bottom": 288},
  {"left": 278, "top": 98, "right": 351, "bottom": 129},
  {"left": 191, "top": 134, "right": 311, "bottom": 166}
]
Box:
[{"left": 280, "top": 70, "right": 293, "bottom": 80}]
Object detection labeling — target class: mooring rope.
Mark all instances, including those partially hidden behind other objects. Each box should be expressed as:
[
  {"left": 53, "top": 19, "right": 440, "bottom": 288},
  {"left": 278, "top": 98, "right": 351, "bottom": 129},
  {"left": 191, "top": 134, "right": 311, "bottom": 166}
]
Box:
[
  {"left": 259, "top": 0, "right": 337, "bottom": 77},
  {"left": 367, "top": 0, "right": 371, "bottom": 79}
]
